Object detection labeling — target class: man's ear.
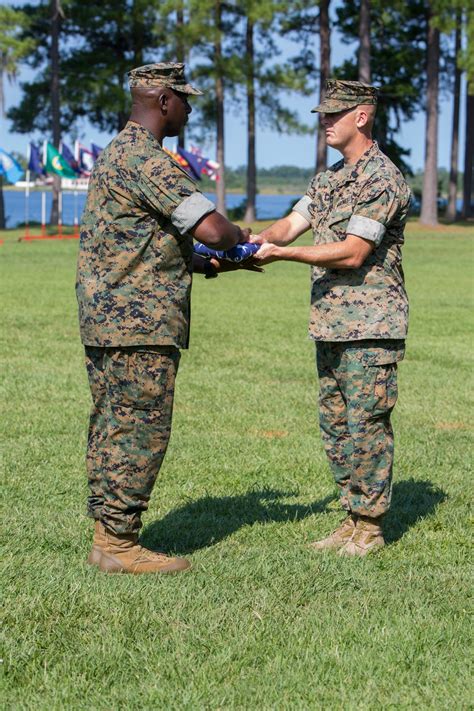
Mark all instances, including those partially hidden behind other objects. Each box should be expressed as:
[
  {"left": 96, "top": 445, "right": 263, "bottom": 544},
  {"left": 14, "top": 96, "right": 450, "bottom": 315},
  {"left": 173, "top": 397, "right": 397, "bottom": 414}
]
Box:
[
  {"left": 158, "top": 91, "right": 168, "bottom": 113},
  {"left": 356, "top": 109, "right": 369, "bottom": 128}
]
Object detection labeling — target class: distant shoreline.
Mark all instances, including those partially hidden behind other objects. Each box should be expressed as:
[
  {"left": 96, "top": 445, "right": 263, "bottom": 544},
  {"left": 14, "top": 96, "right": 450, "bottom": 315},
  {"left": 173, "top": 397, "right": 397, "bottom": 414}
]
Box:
[{"left": 2, "top": 185, "right": 305, "bottom": 196}]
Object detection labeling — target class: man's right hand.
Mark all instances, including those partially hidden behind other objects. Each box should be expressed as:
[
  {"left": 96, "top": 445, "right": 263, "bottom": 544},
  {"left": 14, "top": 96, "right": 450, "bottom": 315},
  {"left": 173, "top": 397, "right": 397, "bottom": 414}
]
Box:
[
  {"left": 237, "top": 226, "right": 252, "bottom": 244},
  {"left": 248, "top": 233, "right": 267, "bottom": 245}
]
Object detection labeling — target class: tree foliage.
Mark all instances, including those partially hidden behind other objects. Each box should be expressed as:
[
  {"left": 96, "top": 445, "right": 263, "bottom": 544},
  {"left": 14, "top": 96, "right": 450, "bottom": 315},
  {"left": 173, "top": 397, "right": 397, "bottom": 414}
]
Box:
[
  {"left": 335, "top": 0, "right": 430, "bottom": 173},
  {"left": 0, "top": 5, "right": 34, "bottom": 116}
]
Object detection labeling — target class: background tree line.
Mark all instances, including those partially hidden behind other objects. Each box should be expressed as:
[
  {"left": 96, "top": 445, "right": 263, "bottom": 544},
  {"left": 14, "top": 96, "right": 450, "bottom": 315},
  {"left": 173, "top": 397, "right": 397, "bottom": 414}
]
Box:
[{"left": 1, "top": 0, "right": 473, "bottom": 228}]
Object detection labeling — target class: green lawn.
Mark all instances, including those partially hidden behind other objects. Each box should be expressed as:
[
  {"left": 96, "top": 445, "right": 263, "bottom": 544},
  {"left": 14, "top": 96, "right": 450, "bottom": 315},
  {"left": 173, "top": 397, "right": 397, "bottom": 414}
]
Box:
[{"left": 1, "top": 222, "right": 473, "bottom": 709}]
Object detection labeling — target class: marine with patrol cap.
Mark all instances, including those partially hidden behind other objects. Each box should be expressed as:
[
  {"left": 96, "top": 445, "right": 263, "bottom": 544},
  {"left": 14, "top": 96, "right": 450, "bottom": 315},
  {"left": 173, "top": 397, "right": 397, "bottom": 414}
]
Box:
[
  {"left": 251, "top": 80, "right": 411, "bottom": 556},
  {"left": 76, "top": 62, "right": 255, "bottom": 575}
]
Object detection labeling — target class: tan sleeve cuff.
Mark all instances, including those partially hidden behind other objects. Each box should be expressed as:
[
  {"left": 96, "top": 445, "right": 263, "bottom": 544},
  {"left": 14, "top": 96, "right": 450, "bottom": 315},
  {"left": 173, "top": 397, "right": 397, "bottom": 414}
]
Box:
[
  {"left": 171, "top": 193, "right": 216, "bottom": 234},
  {"left": 347, "top": 214, "right": 386, "bottom": 246},
  {"left": 292, "top": 195, "right": 312, "bottom": 223}
]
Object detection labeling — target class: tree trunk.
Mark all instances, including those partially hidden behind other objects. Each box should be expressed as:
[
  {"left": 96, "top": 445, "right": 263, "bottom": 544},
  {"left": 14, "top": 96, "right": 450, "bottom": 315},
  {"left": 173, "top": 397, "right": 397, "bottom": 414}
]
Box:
[
  {"left": 215, "top": 0, "right": 227, "bottom": 217},
  {"left": 0, "top": 175, "right": 5, "bottom": 230},
  {"left": 177, "top": 3, "right": 185, "bottom": 149},
  {"left": 316, "top": 0, "right": 330, "bottom": 173},
  {"left": 420, "top": 11, "right": 439, "bottom": 227},
  {"left": 244, "top": 18, "right": 256, "bottom": 224},
  {"left": 462, "top": 89, "right": 474, "bottom": 219},
  {"left": 50, "top": 0, "right": 62, "bottom": 226},
  {"left": 358, "top": 0, "right": 371, "bottom": 83},
  {"left": 446, "top": 18, "right": 461, "bottom": 222},
  {"left": 0, "top": 69, "right": 5, "bottom": 117},
  {"left": 132, "top": 0, "right": 144, "bottom": 66}
]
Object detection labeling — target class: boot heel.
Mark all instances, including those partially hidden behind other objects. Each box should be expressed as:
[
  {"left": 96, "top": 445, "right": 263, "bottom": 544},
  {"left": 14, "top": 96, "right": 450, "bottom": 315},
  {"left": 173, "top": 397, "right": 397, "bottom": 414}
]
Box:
[{"left": 87, "top": 546, "right": 103, "bottom": 566}]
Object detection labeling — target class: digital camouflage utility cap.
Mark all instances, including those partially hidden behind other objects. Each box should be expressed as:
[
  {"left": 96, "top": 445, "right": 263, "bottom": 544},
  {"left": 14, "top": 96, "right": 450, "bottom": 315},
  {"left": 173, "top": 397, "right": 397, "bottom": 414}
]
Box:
[
  {"left": 128, "top": 62, "right": 203, "bottom": 95},
  {"left": 311, "top": 80, "right": 378, "bottom": 113}
]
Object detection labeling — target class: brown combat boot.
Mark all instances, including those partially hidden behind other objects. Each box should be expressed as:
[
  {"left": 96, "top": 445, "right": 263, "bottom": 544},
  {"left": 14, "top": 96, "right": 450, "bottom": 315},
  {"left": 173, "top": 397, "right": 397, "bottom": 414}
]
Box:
[
  {"left": 309, "top": 514, "right": 357, "bottom": 551},
  {"left": 87, "top": 520, "right": 106, "bottom": 566},
  {"left": 338, "top": 515, "right": 384, "bottom": 557},
  {"left": 90, "top": 522, "right": 191, "bottom": 574}
]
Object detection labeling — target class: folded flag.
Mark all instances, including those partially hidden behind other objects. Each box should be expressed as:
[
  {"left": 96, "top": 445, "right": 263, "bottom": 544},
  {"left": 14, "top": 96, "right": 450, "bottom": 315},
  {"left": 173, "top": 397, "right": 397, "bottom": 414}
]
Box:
[
  {"left": 0, "top": 148, "right": 23, "bottom": 184},
  {"left": 194, "top": 241, "right": 259, "bottom": 263}
]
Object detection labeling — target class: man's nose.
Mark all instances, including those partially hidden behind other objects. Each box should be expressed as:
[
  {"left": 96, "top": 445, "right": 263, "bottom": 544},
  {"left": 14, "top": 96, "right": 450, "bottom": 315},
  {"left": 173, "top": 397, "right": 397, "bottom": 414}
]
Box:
[{"left": 186, "top": 102, "right": 192, "bottom": 115}]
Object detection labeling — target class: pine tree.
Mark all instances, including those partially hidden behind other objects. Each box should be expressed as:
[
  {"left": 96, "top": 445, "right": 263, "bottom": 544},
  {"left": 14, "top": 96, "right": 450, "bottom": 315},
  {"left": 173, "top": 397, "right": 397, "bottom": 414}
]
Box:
[
  {"left": 335, "top": 0, "right": 427, "bottom": 174},
  {"left": 446, "top": 13, "right": 462, "bottom": 222},
  {"left": 420, "top": 2, "right": 440, "bottom": 227},
  {"left": 235, "top": 0, "right": 311, "bottom": 223}
]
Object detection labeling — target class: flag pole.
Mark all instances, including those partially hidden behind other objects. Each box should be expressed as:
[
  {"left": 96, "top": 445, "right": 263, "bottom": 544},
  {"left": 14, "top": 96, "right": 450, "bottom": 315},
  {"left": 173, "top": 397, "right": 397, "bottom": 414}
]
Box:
[
  {"left": 42, "top": 140, "right": 47, "bottom": 237},
  {"left": 41, "top": 191, "right": 46, "bottom": 238},
  {"left": 25, "top": 144, "right": 30, "bottom": 240},
  {"left": 58, "top": 187, "right": 63, "bottom": 238},
  {"left": 73, "top": 183, "right": 79, "bottom": 238}
]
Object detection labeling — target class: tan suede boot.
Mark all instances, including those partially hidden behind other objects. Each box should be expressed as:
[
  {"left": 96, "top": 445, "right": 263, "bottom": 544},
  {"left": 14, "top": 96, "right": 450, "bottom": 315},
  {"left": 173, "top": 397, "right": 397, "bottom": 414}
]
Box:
[
  {"left": 87, "top": 520, "right": 107, "bottom": 566},
  {"left": 309, "top": 514, "right": 357, "bottom": 551},
  {"left": 95, "top": 522, "right": 191, "bottom": 574},
  {"left": 338, "top": 515, "right": 384, "bottom": 557}
]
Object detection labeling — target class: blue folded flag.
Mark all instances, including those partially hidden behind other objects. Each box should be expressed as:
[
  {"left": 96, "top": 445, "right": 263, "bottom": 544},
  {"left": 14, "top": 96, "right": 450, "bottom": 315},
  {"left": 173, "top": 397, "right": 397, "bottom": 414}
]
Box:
[{"left": 194, "top": 241, "right": 259, "bottom": 263}]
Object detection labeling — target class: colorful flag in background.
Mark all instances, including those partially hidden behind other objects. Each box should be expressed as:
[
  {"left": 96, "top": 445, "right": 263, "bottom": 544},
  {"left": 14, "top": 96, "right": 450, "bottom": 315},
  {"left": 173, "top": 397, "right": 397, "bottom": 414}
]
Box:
[
  {"left": 28, "top": 142, "right": 45, "bottom": 175},
  {"left": 186, "top": 145, "right": 220, "bottom": 181},
  {"left": 176, "top": 146, "right": 204, "bottom": 181},
  {"left": 75, "top": 141, "right": 95, "bottom": 176},
  {"left": 44, "top": 142, "right": 77, "bottom": 179},
  {"left": 201, "top": 158, "right": 219, "bottom": 181},
  {"left": 0, "top": 148, "right": 24, "bottom": 184},
  {"left": 163, "top": 146, "right": 189, "bottom": 169},
  {"left": 91, "top": 143, "right": 103, "bottom": 159},
  {"left": 61, "top": 142, "right": 80, "bottom": 174}
]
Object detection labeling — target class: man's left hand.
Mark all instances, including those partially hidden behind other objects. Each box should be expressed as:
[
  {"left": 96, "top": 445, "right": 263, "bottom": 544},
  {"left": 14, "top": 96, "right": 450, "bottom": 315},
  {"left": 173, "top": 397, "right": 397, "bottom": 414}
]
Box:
[{"left": 252, "top": 242, "right": 281, "bottom": 265}]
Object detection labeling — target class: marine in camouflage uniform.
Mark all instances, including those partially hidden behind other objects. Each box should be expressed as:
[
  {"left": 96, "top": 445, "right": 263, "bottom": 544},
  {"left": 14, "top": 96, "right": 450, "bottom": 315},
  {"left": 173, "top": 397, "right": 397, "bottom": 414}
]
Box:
[
  {"left": 76, "top": 63, "right": 249, "bottom": 574},
  {"left": 252, "top": 80, "right": 410, "bottom": 555}
]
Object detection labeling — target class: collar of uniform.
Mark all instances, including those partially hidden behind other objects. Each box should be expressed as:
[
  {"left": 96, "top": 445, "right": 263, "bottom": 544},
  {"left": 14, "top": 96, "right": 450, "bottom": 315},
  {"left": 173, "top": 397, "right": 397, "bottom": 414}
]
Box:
[
  {"left": 124, "top": 120, "right": 163, "bottom": 148},
  {"left": 330, "top": 141, "right": 378, "bottom": 187},
  {"left": 348, "top": 141, "right": 379, "bottom": 179}
]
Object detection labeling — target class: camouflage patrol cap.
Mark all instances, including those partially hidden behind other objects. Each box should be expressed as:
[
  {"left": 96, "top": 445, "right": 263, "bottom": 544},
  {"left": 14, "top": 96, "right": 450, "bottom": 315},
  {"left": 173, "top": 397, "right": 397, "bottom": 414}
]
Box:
[
  {"left": 128, "top": 62, "right": 203, "bottom": 95},
  {"left": 311, "top": 79, "right": 378, "bottom": 113}
]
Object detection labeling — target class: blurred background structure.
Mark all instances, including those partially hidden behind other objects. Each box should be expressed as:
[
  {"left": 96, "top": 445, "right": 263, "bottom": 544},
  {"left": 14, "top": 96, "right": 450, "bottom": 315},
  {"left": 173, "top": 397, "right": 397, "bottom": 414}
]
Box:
[{"left": 0, "top": 0, "right": 472, "bottom": 228}]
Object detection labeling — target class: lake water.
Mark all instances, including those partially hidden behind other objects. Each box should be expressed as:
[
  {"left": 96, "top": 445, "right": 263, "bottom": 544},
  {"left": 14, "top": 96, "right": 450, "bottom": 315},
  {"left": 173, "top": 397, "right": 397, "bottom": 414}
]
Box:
[{"left": 2, "top": 190, "right": 302, "bottom": 228}]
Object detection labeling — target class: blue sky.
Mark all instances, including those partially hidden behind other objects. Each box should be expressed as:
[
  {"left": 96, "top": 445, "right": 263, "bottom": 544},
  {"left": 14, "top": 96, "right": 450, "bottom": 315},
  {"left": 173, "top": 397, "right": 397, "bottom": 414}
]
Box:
[{"left": 1, "top": 0, "right": 466, "bottom": 172}]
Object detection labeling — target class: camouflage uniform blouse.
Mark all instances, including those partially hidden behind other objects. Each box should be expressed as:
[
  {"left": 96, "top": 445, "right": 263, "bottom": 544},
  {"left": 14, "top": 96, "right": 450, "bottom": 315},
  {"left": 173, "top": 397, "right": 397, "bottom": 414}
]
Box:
[
  {"left": 293, "top": 143, "right": 411, "bottom": 343},
  {"left": 76, "top": 121, "right": 215, "bottom": 348}
]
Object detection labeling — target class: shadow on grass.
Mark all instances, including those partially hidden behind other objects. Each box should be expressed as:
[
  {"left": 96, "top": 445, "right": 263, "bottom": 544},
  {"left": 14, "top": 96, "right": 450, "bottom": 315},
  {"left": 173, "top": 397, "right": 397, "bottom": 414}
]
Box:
[
  {"left": 384, "top": 479, "right": 447, "bottom": 544},
  {"left": 141, "top": 489, "right": 335, "bottom": 554},
  {"left": 142, "top": 479, "right": 446, "bottom": 553}
]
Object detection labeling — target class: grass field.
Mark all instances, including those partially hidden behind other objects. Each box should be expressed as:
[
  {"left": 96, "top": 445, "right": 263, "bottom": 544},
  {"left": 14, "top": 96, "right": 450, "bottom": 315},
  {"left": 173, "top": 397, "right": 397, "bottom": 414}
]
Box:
[{"left": 1, "top": 222, "right": 473, "bottom": 709}]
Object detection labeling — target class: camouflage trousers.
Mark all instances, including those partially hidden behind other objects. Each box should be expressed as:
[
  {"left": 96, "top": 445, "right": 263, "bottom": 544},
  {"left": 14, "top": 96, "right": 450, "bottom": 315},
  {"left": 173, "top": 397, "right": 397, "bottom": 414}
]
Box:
[
  {"left": 84, "top": 345, "right": 180, "bottom": 534},
  {"left": 316, "top": 340, "right": 404, "bottom": 518}
]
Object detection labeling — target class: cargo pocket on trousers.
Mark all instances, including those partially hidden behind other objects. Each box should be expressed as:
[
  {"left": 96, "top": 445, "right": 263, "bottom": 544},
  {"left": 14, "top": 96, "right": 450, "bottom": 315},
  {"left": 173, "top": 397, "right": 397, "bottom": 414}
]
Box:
[
  {"left": 364, "top": 363, "right": 398, "bottom": 420},
  {"left": 106, "top": 349, "right": 178, "bottom": 413}
]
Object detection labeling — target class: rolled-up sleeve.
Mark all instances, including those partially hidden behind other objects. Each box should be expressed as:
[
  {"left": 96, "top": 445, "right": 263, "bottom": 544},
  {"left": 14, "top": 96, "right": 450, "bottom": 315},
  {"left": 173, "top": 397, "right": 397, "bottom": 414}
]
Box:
[
  {"left": 348, "top": 175, "right": 402, "bottom": 246},
  {"left": 292, "top": 195, "right": 312, "bottom": 223},
  {"left": 171, "top": 193, "right": 216, "bottom": 234},
  {"left": 347, "top": 214, "right": 386, "bottom": 246}
]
